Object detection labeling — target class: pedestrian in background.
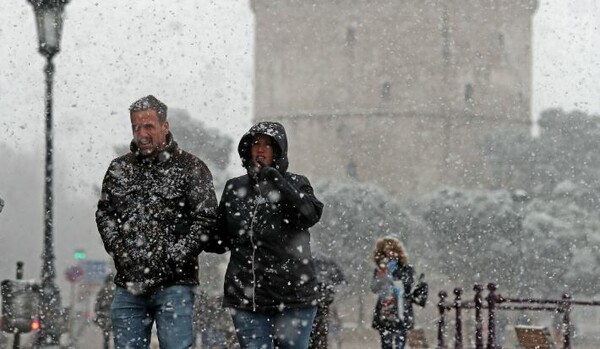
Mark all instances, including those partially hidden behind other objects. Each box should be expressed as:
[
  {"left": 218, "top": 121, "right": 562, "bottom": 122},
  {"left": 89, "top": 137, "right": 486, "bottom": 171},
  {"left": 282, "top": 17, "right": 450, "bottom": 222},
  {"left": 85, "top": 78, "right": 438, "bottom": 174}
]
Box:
[
  {"left": 210, "top": 121, "right": 324, "bottom": 349},
  {"left": 309, "top": 251, "right": 346, "bottom": 349},
  {"left": 194, "top": 290, "right": 238, "bottom": 349},
  {"left": 96, "top": 95, "right": 218, "bottom": 349},
  {"left": 370, "top": 237, "right": 415, "bottom": 349},
  {"left": 94, "top": 273, "right": 116, "bottom": 349}
]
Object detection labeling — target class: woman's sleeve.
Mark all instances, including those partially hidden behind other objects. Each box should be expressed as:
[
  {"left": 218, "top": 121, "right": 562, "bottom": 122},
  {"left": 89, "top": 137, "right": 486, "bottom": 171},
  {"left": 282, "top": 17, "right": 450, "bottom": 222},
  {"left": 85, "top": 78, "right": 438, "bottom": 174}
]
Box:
[
  {"left": 370, "top": 268, "right": 392, "bottom": 293},
  {"left": 203, "top": 181, "right": 231, "bottom": 254},
  {"left": 279, "top": 174, "right": 324, "bottom": 228}
]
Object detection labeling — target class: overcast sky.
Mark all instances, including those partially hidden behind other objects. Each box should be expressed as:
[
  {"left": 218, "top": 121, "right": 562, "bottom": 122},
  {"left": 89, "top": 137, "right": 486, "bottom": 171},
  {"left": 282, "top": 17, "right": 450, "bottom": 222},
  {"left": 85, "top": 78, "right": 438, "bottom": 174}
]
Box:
[
  {"left": 1, "top": 0, "right": 599, "bottom": 196},
  {"left": 0, "top": 0, "right": 599, "bottom": 282},
  {"left": 533, "top": 0, "right": 600, "bottom": 118},
  {"left": 1, "top": 0, "right": 253, "bottom": 182}
]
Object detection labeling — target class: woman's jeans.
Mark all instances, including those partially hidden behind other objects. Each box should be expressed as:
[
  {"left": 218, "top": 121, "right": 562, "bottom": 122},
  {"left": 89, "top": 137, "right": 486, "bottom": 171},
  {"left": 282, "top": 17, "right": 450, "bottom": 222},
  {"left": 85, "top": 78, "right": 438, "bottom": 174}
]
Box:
[
  {"left": 111, "top": 285, "right": 195, "bottom": 349},
  {"left": 230, "top": 306, "right": 317, "bottom": 349},
  {"left": 379, "top": 328, "right": 407, "bottom": 349}
]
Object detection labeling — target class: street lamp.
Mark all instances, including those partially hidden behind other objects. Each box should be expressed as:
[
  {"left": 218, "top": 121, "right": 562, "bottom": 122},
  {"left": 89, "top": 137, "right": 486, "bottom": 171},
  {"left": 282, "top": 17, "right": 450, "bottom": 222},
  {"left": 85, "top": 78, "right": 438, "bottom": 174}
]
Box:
[{"left": 27, "top": 0, "right": 70, "bottom": 346}]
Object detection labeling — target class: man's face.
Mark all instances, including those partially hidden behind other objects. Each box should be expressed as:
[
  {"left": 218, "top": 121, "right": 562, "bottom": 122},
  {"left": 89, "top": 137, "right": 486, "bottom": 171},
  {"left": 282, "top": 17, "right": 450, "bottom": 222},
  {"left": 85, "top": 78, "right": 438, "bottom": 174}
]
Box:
[
  {"left": 130, "top": 109, "right": 169, "bottom": 157},
  {"left": 251, "top": 134, "right": 274, "bottom": 168}
]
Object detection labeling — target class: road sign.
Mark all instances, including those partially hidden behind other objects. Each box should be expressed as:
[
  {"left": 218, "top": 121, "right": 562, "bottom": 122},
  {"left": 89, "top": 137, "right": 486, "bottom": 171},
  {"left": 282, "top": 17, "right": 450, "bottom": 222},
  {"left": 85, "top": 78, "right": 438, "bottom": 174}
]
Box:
[
  {"left": 65, "top": 265, "right": 84, "bottom": 283},
  {"left": 73, "top": 250, "right": 87, "bottom": 260},
  {"left": 81, "top": 260, "right": 108, "bottom": 283}
]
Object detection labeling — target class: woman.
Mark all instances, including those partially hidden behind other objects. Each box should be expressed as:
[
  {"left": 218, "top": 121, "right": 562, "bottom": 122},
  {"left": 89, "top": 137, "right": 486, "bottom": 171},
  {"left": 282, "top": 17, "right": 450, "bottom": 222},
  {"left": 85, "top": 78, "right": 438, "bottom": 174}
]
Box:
[
  {"left": 370, "top": 237, "right": 415, "bottom": 349},
  {"left": 213, "top": 121, "right": 324, "bottom": 349}
]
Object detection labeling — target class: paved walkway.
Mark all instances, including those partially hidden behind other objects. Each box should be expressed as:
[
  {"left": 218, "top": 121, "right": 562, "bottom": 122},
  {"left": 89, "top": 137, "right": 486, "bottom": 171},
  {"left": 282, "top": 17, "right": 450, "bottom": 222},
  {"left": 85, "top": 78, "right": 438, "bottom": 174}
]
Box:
[{"left": 16, "top": 321, "right": 597, "bottom": 349}]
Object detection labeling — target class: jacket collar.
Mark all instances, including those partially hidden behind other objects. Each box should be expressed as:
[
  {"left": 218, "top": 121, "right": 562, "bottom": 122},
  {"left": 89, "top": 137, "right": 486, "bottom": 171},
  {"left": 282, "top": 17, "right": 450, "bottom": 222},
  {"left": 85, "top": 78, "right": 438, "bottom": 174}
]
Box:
[{"left": 130, "top": 132, "right": 178, "bottom": 164}]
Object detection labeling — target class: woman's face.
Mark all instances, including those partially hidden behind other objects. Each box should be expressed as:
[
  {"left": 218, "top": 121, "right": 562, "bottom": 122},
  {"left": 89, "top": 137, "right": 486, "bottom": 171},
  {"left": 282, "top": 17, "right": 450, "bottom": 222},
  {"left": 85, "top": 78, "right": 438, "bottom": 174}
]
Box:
[
  {"left": 384, "top": 247, "right": 398, "bottom": 260},
  {"left": 251, "top": 134, "right": 274, "bottom": 168}
]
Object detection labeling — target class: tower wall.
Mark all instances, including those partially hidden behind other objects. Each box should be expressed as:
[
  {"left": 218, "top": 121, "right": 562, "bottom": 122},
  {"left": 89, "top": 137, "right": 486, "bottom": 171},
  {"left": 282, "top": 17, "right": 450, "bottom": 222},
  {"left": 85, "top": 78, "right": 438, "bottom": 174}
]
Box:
[{"left": 251, "top": 0, "right": 537, "bottom": 195}]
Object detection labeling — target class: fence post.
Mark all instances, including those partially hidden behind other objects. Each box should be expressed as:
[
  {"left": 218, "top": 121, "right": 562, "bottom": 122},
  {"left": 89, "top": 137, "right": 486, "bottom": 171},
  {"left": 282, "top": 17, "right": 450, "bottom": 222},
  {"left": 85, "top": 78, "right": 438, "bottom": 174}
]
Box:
[
  {"left": 438, "top": 291, "right": 448, "bottom": 349},
  {"left": 561, "top": 293, "right": 572, "bottom": 349},
  {"left": 13, "top": 262, "right": 25, "bottom": 349},
  {"left": 454, "top": 288, "right": 463, "bottom": 349},
  {"left": 486, "top": 283, "right": 498, "bottom": 349},
  {"left": 474, "top": 284, "right": 484, "bottom": 349}
]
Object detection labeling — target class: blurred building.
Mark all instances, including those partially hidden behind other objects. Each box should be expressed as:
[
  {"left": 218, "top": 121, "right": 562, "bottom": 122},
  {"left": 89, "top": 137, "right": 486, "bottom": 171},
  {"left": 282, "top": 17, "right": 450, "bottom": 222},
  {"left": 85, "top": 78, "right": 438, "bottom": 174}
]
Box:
[{"left": 251, "top": 0, "right": 537, "bottom": 195}]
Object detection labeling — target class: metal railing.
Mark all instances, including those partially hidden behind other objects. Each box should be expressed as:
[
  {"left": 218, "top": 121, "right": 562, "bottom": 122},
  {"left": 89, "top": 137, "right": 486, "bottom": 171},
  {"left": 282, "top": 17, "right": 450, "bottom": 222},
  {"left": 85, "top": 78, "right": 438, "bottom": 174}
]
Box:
[{"left": 437, "top": 283, "right": 600, "bottom": 349}]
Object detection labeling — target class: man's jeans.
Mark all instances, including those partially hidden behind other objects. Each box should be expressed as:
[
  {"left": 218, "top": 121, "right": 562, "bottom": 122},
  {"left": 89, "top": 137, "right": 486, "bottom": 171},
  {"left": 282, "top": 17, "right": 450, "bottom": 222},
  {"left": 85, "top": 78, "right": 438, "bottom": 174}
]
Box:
[
  {"left": 230, "top": 306, "right": 317, "bottom": 349},
  {"left": 111, "top": 285, "right": 195, "bottom": 349}
]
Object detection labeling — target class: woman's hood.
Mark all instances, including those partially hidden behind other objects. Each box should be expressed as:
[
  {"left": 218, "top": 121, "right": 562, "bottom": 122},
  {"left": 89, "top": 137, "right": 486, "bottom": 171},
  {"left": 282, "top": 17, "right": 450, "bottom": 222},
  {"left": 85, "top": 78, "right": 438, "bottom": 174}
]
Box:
[{"left": 238, "top": 121, "right": 289, "bottom": 175}]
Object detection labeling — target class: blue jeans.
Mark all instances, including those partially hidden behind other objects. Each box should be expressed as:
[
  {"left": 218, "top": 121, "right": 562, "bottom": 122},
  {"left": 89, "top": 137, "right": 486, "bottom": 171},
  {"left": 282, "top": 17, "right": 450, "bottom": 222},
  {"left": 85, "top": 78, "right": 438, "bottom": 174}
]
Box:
[
  {"left": 230, "top": 306, "right": 317, "bottom": 349},
  {"left": 111, "top": 285, "right": 195, "bottom": 349}
]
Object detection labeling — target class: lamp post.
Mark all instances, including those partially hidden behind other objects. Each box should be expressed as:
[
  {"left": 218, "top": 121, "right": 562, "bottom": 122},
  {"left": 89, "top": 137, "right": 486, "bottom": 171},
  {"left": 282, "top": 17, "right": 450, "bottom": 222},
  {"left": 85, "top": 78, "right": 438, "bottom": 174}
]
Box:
[{"left": 27, "top": 0, "right": 70, "bottom": 347}]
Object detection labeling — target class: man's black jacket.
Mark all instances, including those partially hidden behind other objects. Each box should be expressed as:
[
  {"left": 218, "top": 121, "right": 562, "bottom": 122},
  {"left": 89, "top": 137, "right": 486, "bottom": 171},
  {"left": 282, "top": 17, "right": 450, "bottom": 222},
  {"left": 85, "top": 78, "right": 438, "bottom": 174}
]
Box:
[{"left": 96, "top": 133, "right": 217, "bottom": 294}]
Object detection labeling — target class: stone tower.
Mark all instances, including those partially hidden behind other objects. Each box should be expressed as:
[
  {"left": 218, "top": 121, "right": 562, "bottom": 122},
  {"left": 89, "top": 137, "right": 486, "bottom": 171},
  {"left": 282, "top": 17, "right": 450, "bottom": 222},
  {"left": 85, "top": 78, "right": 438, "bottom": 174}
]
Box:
[{"left": 251, "top": 0, "right": 538, "bottom": 196}]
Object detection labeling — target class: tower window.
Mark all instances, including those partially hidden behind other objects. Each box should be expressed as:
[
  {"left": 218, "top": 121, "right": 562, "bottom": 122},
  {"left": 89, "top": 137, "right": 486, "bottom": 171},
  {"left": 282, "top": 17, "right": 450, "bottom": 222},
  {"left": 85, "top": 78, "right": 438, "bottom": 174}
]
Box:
[
  {"left": 382, "top": 81, "right": 392, "bottom": 99},
  {"left": 346, "top": 161, "right": 358, "bottom": 180},
  {"left": 346, "top": 26, "right": 356, "bottom": 44},
  {"left": 465, "top": 83, "right": 474, "bottom": 102}
]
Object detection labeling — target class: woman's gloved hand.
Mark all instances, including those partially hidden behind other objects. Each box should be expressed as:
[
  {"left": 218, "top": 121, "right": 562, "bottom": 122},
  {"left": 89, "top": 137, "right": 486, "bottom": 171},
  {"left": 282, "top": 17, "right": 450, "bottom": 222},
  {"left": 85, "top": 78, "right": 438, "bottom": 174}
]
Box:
[{"left": 258, "top": 163, "right": 283, "bottom": 185}]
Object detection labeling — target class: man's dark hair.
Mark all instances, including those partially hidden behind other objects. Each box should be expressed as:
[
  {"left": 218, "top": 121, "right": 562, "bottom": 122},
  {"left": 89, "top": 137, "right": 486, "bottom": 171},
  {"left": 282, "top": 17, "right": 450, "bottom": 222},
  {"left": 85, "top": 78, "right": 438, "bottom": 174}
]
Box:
[{"left": 129, "top": 95, "right": 168, "bottom": 123}]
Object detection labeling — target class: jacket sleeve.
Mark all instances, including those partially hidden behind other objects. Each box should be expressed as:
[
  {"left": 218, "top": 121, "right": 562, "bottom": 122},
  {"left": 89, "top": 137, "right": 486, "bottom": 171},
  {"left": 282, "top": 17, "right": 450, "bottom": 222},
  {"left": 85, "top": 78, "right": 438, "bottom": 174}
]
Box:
[
  {"left": 370, "top": 268, "right": 393, "bottom": 293},
  {"left": 170, "top": 159, "right": 219, "bottom": 259},
  {"left": 404, "top": 264, "right": 415, "bottom": 293},
  {"left": 95, "top": 162, "right": 126, "bottom": 257},
  {"left": 203, "top": 181, "right": 231, "bottom": 254},
  {"left": 282, "top": 174, "right": 324, "bottom": 228},
  {"left": 259, "top": 168, "right": 323, "bottom": 228}
]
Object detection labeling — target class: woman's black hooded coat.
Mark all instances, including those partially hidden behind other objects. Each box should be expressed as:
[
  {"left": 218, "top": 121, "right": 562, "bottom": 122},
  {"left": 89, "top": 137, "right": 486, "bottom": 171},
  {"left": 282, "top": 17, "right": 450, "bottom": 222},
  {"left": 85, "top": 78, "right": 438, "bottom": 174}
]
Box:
[{"left": 214, "top": 122, "right": 324, "bottom": 311}]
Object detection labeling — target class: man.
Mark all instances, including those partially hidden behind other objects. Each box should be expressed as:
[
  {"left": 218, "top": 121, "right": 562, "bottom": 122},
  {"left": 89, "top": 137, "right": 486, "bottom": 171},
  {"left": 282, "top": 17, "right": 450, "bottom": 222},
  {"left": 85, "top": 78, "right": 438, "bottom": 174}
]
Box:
[{"left": 96, "top": 95, "right": 218, "bottom": 349}]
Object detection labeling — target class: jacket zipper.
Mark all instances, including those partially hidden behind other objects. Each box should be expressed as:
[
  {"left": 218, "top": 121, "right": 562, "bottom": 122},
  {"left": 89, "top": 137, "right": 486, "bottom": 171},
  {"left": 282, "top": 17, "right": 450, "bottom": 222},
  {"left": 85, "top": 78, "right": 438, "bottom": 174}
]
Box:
[{"left": 248, "top": 181, "right": 264, "bottom": 311}]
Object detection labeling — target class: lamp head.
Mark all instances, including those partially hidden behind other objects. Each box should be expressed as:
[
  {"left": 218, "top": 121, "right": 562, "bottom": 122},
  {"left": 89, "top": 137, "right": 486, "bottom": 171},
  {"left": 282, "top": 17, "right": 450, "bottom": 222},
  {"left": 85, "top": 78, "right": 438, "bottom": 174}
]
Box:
[{"left": 27, "top": 0, "right": 70, "bottom": 58}]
